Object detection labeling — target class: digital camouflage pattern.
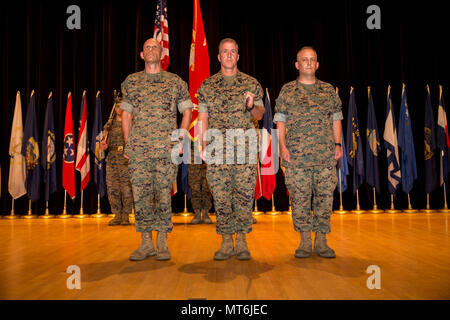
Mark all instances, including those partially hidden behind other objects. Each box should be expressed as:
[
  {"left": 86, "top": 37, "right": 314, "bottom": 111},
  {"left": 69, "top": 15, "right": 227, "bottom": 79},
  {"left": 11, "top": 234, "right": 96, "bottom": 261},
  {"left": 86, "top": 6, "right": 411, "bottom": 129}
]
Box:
[
  {"left": 189, "top": 142, "right": 212, "bottom": 215},
  {"left": 104, "top": 116, "right": 134, "bottom": 218},
  {"left": 120, "top": 70, "right": 193, "bottom": 233},
  {"left": 274, "top": 79, "right": 342, "bottom": 168},
  {"left": 274, "top": 79, "right": 342, "bottom": 234},
  {"left": 197, "top": 71, "right": 263, "bottom": 235},
  {"left": 120, "top": 71, "right": 193, "bottom": 161},
  {"left": 285, "top": 165, "right": 337, "bottom": 233}
]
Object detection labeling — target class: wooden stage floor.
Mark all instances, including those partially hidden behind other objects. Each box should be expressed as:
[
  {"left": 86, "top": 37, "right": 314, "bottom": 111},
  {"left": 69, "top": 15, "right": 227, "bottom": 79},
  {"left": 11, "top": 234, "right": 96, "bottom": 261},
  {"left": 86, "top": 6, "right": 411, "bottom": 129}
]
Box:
[{"left": 0, "top": 213, "right": 449, "bottom": 300}]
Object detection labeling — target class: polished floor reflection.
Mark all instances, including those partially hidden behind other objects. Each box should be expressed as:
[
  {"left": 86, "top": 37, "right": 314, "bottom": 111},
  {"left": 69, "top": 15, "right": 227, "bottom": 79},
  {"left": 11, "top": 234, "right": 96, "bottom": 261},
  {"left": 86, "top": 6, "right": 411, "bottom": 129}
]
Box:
[{"left": 0, "top": 213, "right": 448, "bottom": 299}]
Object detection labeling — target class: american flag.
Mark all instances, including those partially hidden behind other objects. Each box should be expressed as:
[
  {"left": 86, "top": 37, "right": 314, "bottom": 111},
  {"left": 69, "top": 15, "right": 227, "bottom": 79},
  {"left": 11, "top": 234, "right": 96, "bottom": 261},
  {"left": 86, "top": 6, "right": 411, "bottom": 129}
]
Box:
[
  {"left": 153, "top": 0, "right": 169, "bottom": 70},
  {"left": 76, "top": 91, "right": 90, "bottom": 191}
]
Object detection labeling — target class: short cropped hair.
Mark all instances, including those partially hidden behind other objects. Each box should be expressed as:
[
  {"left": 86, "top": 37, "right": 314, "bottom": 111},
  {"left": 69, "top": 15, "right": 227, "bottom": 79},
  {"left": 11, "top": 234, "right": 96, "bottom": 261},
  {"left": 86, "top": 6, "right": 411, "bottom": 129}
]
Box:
[
  {"left": 297, "top": 46, "right": 318, "bottom": 60},
  {"left": 218, "top": 38, "right": 239, "bottom": 53}
]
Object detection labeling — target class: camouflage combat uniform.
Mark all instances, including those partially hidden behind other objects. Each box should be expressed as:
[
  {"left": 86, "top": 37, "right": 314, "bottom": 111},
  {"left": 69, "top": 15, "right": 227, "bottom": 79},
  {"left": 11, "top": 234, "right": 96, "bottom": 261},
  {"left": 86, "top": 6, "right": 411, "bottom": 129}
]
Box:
[
  {"left": 274, "top": 79, "right": 342, "bottom": 234},
  {"left": 104, "top": 115, "right": 134, "bottom": 222},
  {"left": 197, "top": 70, "right": 264, "bottom": 235},
  {"left": 188, "top": 141, "right": 213, "bottom": 215},
  {"left": 120, "top": 71, "right": 193, "bottom": 233}
]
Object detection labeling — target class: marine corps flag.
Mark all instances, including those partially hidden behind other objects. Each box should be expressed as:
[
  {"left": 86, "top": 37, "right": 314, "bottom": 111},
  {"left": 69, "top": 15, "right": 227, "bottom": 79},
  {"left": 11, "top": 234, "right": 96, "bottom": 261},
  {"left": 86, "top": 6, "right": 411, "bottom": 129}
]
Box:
[
  {"left": 91, "top": 91, "right": 106, "bottom": 197},
  {"left": 365, "top": 87, "right": 381, "bottom": 193},
  {"left": 398, "top": 84, "right": 418, "bottom": 195},
  {"left": 424, "top": 85, "right": 438, "bottom": 194},
  {"left": 21, "top": 91, "right": 41, "bottom": 202},
  {"left": 383, "top": 85, "right": 401, "bottom": 194},
  {"left": 63, "top": 93, "right": 76, "bottom": 200},
  {"left": 76, "top": 91, "right": 90, "bottom": 191},
  {"left": 346, "top": 87, "right": 364, "bottom": 194},
  {"left": 8, "top": 91, "right": 27, "bottom": 200},
  {"left": 41, "top": 93, "right": 57, "bottom": 201},
  {"left": 188, "top": 0, "right": 210, "bottom": 141}
]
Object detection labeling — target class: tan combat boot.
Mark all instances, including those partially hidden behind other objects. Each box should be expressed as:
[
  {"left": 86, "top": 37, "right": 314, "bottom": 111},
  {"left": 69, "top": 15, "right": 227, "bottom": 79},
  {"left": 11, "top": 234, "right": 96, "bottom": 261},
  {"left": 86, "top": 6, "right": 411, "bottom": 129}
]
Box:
[
  {"left": 108, "top": 213, "right": 122, "bottom": 226},
  {"left": 235, "top": 232, "right": 251, "bottom": 260},
  {"left": 202, "top": 210, "right": 213, "bottom": 224},
  {"left": 129, "top": 232, "right": 156, "bottom": 261},
  {"left": 214, "top": 234, "right": 235, "bottom": 260},
  {"left": 313, "top": 232, "right": 336, "bottom": 258},
  {"left": 190, "top": 210, "right": 202, "bottom": 224},
  {"left": 295, "top": 231, "right": 312, "bottom": 258},
  {"left": 156, "top": 232, "right": 171, "bottom": 261},
  {"left": 121, "top": 212, "right": 131, "bottom": 225}
]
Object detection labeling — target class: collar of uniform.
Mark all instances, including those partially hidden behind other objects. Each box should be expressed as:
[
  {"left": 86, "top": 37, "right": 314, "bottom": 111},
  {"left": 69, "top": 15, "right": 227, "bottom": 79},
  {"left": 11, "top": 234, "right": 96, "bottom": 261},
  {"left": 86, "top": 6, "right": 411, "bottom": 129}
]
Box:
[
  {"left": 143, "top": 70, "right": 163, "bottom": 83},
  {"left": 295, "top": 78, "right": 323, "bottom": 93},
  {"left": 218, "top": 70, "right": 241, "bottom": 86}
]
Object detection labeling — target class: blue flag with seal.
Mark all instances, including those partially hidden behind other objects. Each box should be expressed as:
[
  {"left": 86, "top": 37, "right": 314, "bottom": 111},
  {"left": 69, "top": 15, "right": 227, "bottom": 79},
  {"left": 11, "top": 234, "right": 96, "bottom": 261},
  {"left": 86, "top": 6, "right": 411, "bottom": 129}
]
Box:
[
  {"left": 337, "top": 130, "right": 349, "bottom": 193},
  {"left": 21, "top": 90, "right": 41, "bottom": 202},
  {"left": 41, "top": 92, "right": 57, "bottom": 201},
  {"left": 365, "top": 87, "right": 381, "bottom": 193},
  {"left": 424, "top": 85, "right": 438, "bottom": 193},
  {"left": 91, "top": 91, "right": 106, "bottom": 197},
  {"left": 398, "top": 84, "right": 418, "bottom": 194},
  {"left": 346, "top": 87, "right": 365, "bottom": 194}
]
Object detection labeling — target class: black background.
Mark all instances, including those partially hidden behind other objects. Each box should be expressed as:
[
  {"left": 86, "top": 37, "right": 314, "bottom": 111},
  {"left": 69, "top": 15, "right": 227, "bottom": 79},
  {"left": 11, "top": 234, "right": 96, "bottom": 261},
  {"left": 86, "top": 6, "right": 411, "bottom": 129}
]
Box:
[{"left": 1, "top": 0, "right": 449, "bottom": 215}]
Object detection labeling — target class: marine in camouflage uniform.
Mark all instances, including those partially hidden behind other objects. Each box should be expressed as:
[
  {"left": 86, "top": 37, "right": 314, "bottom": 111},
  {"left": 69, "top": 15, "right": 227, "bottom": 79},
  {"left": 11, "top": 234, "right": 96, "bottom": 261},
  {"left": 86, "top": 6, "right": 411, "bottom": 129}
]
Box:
[
  {"left": 101, "top": 101, "right": 134, "bottom": 226},
  {"left": 189, "top": 141, "right": 213, "bottom": 224},
  {"left": 120, "top": 38, "right": 193, "bottom": 261},
  {"left": 274, "top": 46, "right": 343, "bottom": 259},
  {"left": 197, "top": 38, "right": 265, "bottom": 261}
]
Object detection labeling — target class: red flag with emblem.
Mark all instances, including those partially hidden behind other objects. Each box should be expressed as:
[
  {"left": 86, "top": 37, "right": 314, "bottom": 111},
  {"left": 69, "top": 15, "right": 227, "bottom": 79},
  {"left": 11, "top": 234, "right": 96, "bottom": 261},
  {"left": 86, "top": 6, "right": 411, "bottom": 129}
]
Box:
[{"left": 188, "top": 0, "right": 210, "bottom": 141}]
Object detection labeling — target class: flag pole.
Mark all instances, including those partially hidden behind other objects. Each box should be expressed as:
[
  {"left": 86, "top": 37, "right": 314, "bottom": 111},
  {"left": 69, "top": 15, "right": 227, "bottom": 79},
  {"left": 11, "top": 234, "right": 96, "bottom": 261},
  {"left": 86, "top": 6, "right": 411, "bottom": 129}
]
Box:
[
  {"left": 385, "top": 193, "right": 401, "bottom": 214},
  {"left": 74, "top": 190, "right": 88, "bottom": 218},
  {"left": 254, "top": 200, "right": 264, "bottom": 216},
  {"left": 420, "top": 193, "right": 435, "bottom": 213},
  {"left": 439, "top": 150, "right": 450, "bottom": 213},
  {"left": 181, "top": 194, "right": 193, "bottom": 217},
  {"left": 334, "top": 168, "right": 347, "bottom": 214},
  {"left": 58, "top": 191, "right": 71, "bottom": 218},
  {"left": 266, "top": 195, "right": 281, "bottom": 215},
  {"left": 39, "top": 201, "right": 55, "bottom": 219},
  {"left": 368, "top": 187, "right": 384, "bottom": 214},
  {"left": 91, "top": 194, "right": 105, "bottom": 218},
  {"left": 22, "top": 200, "right": 37, "bottom": 219},
  {"left": 351, "top": 189, "right": 365, "bottom": 214},
  {"left": 4, "top": 199, "right": 19, "bottom": 219},
  {"left": 403, "top": 194, "right": 418, "bottom": 213}
]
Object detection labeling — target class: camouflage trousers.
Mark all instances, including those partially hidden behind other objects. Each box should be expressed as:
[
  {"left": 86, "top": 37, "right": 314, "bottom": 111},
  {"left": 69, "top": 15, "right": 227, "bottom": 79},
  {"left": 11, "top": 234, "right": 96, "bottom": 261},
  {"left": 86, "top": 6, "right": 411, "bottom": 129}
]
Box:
[
  {"left": 106, "top": 153, "right": 134, "bottom": 215},
  {"left": 285, "top": 165, "right": 337, "bottom": 234},
  {"left": 128, "top": 157, "right": 177, "bottom": 233},
  {"left": 188, "top": 163, "right": 212, "bottom": 214},
  {"left": 206, "top": 164, "right": 256, "bottom": 235}
]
